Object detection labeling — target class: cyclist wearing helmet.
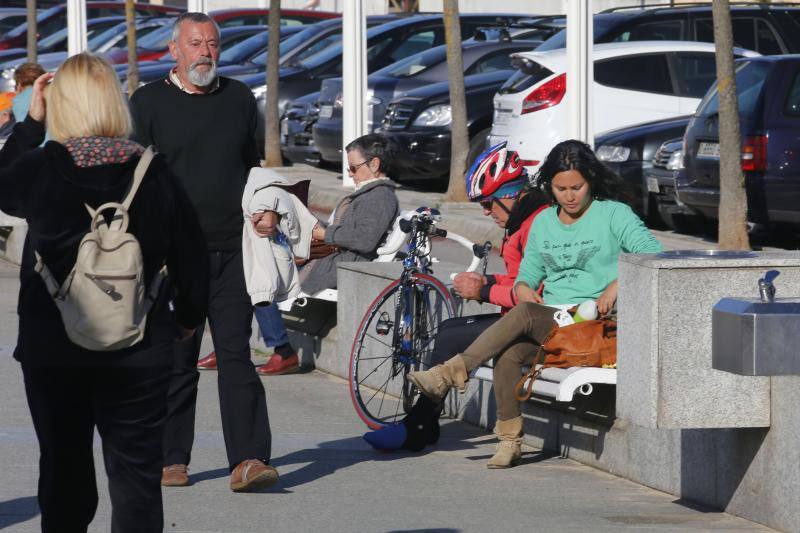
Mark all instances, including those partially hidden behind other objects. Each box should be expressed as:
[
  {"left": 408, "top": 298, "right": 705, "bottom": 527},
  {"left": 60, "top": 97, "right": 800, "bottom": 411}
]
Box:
[{"left": 363, "top": 142, "right": 549, "bottom": 453}]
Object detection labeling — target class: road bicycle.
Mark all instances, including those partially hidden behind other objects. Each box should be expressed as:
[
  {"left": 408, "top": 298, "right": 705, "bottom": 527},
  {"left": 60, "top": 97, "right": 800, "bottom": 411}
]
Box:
[{"left": 348, "top": 207, "right": 491, "bottom": 429}]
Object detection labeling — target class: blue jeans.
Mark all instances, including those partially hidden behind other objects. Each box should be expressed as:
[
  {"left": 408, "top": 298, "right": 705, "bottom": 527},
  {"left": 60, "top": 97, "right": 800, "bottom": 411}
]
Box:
[{"left": 254, "top": 304, "right": 289, "bottom": 347}]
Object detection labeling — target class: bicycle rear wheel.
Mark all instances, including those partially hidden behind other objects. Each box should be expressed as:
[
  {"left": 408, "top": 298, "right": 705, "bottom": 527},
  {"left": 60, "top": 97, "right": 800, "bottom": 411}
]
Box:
[{"left": 349, "top": 273, "right": 455, "bottom": 429}]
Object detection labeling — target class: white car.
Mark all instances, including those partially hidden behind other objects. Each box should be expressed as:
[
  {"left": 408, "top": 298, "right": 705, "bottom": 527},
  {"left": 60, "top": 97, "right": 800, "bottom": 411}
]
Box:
[{"left": 489, "top": 41, "right": 759, "bottom": 172}]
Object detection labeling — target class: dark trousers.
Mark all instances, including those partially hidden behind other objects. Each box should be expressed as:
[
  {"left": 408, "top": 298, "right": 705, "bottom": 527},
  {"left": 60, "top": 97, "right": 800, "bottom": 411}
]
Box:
[
  {"left": 23, "top": 363, "right": 170, "bottom": 533},
  {"left": 429, "top": 313, "right": 502, "bottom": 366},
  {"left": 162, "top": 249, "right": 271, "bottom": 471}
]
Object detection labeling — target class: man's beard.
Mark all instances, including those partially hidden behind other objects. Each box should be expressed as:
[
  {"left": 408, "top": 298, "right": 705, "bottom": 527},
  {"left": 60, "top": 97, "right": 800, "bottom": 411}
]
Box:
[{"left": 187, "top": 58, "right": 217, "bottom": 87}]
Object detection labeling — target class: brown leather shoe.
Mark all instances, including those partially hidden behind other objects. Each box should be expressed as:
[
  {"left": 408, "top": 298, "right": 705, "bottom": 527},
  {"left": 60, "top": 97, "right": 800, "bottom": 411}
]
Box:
[
  {"left": 161, "top": 464, "right": 189, "bottom": 487},
  {"left": 230, "top": 459, "right": 279, "bottom": 492},
  {"left": 256, "top": 354, "right": 300, "bottom": 376},
  {"left": 197, "top": 351, "right": 217, "bottom": 370}
]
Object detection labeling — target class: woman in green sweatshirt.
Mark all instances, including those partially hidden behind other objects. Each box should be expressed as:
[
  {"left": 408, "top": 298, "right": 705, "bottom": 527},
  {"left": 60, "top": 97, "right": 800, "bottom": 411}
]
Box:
[{"left": 407, "top": 140, "right": 662, "bottom": 468}]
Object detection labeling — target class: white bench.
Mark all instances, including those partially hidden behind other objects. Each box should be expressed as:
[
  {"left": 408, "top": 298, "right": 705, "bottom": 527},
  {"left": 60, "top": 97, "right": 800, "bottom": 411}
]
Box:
[{"left": 474, "top": 365, "right": 617, "bottom": 402}]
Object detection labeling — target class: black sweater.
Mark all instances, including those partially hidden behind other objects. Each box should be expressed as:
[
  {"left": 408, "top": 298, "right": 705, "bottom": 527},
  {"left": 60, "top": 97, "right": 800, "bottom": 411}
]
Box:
[
  {"left": 0, "top": 117, "right": 209, "bottom": 367},
  {"left": 130, "top": 76, "right": 260, "bottom": 251}
]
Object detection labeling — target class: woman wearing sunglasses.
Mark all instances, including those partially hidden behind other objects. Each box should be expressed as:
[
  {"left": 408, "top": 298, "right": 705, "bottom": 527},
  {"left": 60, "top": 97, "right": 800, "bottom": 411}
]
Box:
[
  {"left": 363, "top": 141, "right": 549, "bottom": 453},
  {"left": 300, "top": 133, "right": 400, "bottom": 295}
]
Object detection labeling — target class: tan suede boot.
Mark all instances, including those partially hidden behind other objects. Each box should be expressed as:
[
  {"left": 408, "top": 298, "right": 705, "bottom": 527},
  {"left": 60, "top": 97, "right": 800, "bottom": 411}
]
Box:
[
  {"left": 407, "top": 355, "right": 469, "bottom": 401},
  {"left": 487, "top": 416, "right": 523, "bottom": 469}
]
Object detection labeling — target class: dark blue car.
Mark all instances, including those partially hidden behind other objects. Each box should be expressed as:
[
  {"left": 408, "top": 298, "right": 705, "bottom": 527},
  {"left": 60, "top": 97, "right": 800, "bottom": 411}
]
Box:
[{"left": 678, "top": 55, "right": 800, "bottom": 226}]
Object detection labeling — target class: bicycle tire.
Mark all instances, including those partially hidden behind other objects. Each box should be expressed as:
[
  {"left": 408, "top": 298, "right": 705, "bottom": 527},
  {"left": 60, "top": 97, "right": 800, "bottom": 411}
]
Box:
[{"left": 349, "top": 273, "right": 455, "bottom": 429}]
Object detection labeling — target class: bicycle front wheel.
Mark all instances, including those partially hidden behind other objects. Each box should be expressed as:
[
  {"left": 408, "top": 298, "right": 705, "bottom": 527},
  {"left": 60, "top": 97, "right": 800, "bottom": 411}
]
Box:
[{"left": 349, "top": 273, "right": 455, "bottom": 429}]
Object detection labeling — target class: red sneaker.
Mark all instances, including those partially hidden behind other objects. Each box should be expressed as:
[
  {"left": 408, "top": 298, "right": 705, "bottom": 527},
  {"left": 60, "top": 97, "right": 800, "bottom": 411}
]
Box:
[
  {"left": 256, "top": 354, "right": 300, "bottom": 375},
  {"left": 197, "top": 351, "right": 217, "bottom": 370}
]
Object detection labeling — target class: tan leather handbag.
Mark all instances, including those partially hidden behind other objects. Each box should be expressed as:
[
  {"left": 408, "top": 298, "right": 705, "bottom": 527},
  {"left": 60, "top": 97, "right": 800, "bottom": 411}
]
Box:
[{"left": 514, "top": 318, "right": 617, "bottom": 401}]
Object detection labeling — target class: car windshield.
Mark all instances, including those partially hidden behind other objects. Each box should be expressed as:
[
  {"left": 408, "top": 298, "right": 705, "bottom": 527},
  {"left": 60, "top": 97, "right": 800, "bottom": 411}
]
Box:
[
  {"left": 696, "top": 60, "right": 773, "bottom": 117},
  {"left": 535, "top": 16, "right": 618, "bottom": 51},
  {"left": 0, "top": 14, "right": 26, "bottom": 35},
  {"left": 137, "top": 24, "right": 173, "bottom": 50},
  {"left": 88, "top": 22, "right": 128, "bottom": 51},
  {"left": 373, "top": 46, "right": 446, "bottom": 78},
  {"left": 3, "top": 6, "right": 59, "bottom": 39},
  {"left": 254, "top": 31, "right": 341, "bottom": 68},
  {"left": 219, "top": 31, "right": 269, "bottom": 63}
]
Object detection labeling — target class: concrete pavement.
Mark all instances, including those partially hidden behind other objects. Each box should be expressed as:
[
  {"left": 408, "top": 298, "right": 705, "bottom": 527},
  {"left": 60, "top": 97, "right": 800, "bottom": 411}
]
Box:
[{"left": 0, "top": 258, "right": 773, "bottom": 532}]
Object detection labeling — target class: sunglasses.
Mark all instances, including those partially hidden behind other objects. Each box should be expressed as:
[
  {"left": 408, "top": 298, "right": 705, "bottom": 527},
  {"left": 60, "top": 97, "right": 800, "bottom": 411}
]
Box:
[
  {"left": 479, "top": 199, "right": 495, "bottom": 210},
  {"left": 348, "top": 160, "right": 370, "bottom": 173}
]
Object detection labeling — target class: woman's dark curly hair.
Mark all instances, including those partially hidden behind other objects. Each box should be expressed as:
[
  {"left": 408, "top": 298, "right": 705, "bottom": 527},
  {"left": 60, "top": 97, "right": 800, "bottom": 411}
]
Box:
[
  {"left": 345, "top": 133, "right": 395, "bottom": 174},
  {"left": 532, "top": 140, "right": 626, "bottom": 203}
]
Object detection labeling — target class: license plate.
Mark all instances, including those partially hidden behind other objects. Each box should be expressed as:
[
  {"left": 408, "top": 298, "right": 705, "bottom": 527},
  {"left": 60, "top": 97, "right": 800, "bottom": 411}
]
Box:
[
  {"left": 697, "top": 142, "right": 720, "bottom": 158},
  {"left": 646, "top": 177, "right": 659, "bottom": 193},
  {"left": 319, "top": 105, "right": 333, "bottom": 119},
  {"left": 494, "top": 109, "right": 511, "bottom": 125},
  {"left": 280, "top": 119, "right": 289, "bottom": 136}
]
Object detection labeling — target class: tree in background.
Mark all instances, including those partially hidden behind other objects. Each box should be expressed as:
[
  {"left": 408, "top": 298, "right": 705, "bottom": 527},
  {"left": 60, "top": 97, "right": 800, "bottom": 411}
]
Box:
[
  {"left": 264, "top": 0, "right": 283, "bottom": 166},
  {"left": 712, "top": 0, "right": 750, "bottom": 249},
  {"left": 442, "top": 0, "right": 468, "bottom": 202},
  {"left": 26, "top": 0, "right": 36, "bottom": 63},
  {"left": 125, "top": 0, "right": 138, "bottom": 98}
]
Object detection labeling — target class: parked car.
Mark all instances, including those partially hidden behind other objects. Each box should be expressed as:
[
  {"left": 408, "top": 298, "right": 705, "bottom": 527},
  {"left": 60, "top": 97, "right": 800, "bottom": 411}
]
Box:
[
  {"left": 595, "top": 115, "right": 691, "bottom": 220},
  {"left": 0, "top": 16, "right": 125, "bottom": 69},
  {"left": 0, "top": 17, "right": 172, "bottom": 92},
  {"left": 281, "top": 91, "right": 323, "bottom": 165},
  {"left": 647, "top": 139, "right": 704, "bottom": 233},
  {"left": 678, "top": 55, "right": 800, "bottom": 226},
  {"left": 0, "top": 2, "right": 181, "bottom": 51},
  {"left": 377, "top": 69, "right": 518, "bottom": 185},
  {"left": 313, "top": 37, "right": 542, "bottom": 164},
  {"left": 247, "top": 13, "right": 533, "bottom": 152},
  {"left": 120, "top": 25, "right": 302, "bottom": 89},
  {"left": 0, "top": 8, "right": 30, "bottom": 37},
  {"left": 208, "top": 8, "right": 338, "bottom": 28},
  {"left": 469, "top": 16, "right": 566, "bottom": 43},
  {"left": 106, "top": 20, "right": 265, "bottom": 64},
  {"left": 490, "top": 41, "right": 759, "bottom": 174},
  {"left": 536, "top": 4, "right": 800, "bottom": 55},
  {"left": 215, "top": 15, "right": 400, "bottom": 81}
]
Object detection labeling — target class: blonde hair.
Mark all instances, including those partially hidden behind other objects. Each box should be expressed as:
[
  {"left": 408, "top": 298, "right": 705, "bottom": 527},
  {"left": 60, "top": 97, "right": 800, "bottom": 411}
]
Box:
[{"left": 46, "top": 53, "right": 132, "bottom": 143}]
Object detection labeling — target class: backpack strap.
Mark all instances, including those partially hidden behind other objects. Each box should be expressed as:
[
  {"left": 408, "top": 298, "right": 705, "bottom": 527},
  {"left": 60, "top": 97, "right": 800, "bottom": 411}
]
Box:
[
  {"left": 108, "top": 146, "right": 156, "bottom": 231},
  {"left": 121, "top": 146, "right": 156, "bottom": 211},
  {"left": 34, "top": 251, "right": 74, "bottom": 300}
]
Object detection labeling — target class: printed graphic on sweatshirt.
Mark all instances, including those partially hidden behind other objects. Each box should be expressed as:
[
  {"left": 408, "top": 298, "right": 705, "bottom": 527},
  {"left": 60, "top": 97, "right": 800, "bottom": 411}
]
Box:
[{"left": 540, "top": 240, "right": 601, "bottom": 282}]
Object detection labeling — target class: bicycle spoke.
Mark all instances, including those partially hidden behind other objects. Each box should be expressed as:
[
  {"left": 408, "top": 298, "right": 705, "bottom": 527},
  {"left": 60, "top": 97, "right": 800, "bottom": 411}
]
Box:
[
  {"left": 364, "top": 332, "right": 394, "bottom": 349},
  {"left": 357, "top": 354, "right": 394, "bottom": 386},
  {"left": 365, "top": 371, "right": 394, "bottom": 406}
]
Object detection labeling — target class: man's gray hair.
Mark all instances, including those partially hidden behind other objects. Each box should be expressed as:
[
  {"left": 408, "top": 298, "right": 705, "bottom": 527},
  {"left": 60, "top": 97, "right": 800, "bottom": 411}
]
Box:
[{"left": 172, "top": 12, "right": 220, "bottom": 42}]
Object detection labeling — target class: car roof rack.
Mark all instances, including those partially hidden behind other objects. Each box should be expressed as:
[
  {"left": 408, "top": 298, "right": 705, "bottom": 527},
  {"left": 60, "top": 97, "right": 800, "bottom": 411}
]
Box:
[{"left": 601, "top": 1, "right": 800, "bottom": 13}]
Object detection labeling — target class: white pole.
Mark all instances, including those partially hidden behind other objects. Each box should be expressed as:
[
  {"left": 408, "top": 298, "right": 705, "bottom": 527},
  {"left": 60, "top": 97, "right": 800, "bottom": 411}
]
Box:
[
  {"left": 187, "top": 0, "right": 208, "bottom": 13},
  {"left": 566, "top": 0, "right": 593, "bottom": 146},
  {"left": 341, "top": 0, "right": 366, "bottom": 188},
  {"left": 66, "top": 0, "right": 87, "bottom": 57}
]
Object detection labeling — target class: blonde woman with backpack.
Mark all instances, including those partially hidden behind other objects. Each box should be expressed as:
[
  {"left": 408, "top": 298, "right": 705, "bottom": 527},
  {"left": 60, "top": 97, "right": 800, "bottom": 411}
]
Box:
[{"left": 0, "top": 53, "right": 208, "bottom": 533}]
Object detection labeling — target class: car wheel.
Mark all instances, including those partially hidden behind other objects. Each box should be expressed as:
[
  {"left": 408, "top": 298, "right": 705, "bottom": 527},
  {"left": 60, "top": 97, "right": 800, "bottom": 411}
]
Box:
[{"left": 466, "top": 128, "right": 492, "bottom": 171}]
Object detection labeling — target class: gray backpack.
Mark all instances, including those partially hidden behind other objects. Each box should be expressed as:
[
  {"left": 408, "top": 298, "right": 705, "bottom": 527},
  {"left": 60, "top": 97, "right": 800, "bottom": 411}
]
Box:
[{"left": 35, "top": 146, "right": 166, "bottom": 351}]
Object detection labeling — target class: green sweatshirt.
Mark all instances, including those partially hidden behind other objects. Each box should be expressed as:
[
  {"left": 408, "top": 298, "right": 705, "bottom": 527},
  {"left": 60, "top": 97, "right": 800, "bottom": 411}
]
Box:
[{"left": 515, "top": 200, "right": 662, "bottom": 305}]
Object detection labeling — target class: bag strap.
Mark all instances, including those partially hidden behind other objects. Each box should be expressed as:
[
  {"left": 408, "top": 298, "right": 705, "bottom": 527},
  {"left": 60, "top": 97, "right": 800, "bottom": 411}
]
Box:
[
  {"left": 34, "top": 251, "right": 75, "bottom": 300},
  {"left": 105, "top": 146, "right": 156, "bottom": 231},
  {"left": 513, "top": 324, "right": 559, "bottom": 402},
  {"left": 121, "top": 146, "right": 155, "bottom": 211}
]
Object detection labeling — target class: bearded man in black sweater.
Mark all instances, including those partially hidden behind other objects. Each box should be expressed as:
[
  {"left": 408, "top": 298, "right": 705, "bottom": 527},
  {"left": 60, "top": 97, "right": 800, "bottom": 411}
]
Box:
[{"left": 130, "top": 12, "right": 278, "bottom": 493}]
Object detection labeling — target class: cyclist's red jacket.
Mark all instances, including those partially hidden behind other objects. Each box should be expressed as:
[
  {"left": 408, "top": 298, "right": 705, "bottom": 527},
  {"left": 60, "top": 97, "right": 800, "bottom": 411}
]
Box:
[{"left": 479, "top": 204, "right": 548, "bottom": 313}]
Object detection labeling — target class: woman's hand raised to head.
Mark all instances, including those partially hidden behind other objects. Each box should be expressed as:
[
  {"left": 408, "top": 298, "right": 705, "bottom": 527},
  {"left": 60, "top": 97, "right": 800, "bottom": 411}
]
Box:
[
  {"left": 514, "top": 282, "right": 543, "bottom": 304},
  {"left": 28, "top": 72, "right": 54, "bottom": 124},
  {"left": 597, "top": 280, "right": 619, "bottom": 316}
]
